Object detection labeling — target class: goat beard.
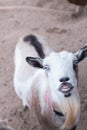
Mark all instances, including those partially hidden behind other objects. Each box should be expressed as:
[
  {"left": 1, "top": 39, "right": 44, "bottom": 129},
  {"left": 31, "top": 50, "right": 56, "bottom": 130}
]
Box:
[
  {"left": 30, "top": 72, "right": 80, "bottom": 130},
  {"left": 31, "top": 86, "right": 80, "bottom": 130},
  {"left": 53, "top": 90, "right": 80, "bottom": 129}
]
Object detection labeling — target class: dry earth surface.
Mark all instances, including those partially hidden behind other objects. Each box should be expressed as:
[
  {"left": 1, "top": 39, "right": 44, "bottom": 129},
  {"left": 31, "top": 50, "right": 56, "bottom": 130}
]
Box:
[{"left": 0, "top": 0, "right": 87, "bottom": 130}]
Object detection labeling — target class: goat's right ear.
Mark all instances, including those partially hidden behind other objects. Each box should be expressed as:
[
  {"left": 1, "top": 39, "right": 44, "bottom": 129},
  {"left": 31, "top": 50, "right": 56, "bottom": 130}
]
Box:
[
  {"left": 26, "top": 57, "right": 43, "bottom": 68},
  {"left": 74, "top": 45, "right": 87, "bottom": 64}
]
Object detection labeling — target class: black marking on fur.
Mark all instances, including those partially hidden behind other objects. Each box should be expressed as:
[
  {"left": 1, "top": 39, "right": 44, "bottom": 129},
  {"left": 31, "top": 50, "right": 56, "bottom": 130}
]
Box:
[
  {"left": 24, "top": 106, "right": 29, "bottom": 111},
  {"left": 64, "top": 93, "right": 71, "bottom": 97},
  {"left": 71, "top": 126, "right": 76, "bottom": 130},
  {"left": 23, "top": 34, "right": 45, "bottom": 59},
  {"left": 54, "top": 110, "right": 64, "bottom": 117}
]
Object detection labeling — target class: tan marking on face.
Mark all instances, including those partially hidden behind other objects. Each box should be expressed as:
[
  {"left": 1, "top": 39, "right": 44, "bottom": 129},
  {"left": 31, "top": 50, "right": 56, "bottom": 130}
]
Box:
[{"left": 61, "top": 91, "right": 80, "bottom": 129}]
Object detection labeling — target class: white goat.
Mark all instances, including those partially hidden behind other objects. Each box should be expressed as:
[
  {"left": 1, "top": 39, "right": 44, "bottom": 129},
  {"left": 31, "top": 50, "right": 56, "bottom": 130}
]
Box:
[{"left": 14, "top": 34, "right": 87, "bottom": 130}]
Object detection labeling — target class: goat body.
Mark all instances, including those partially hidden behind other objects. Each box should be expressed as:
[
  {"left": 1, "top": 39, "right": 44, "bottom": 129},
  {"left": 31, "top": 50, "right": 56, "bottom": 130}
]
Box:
[
  {"left": 14, "top": 34, "right": 83, "bottom": 130},
  {"left": 14, "top": 35, "right": 51, "bottom": 108}
]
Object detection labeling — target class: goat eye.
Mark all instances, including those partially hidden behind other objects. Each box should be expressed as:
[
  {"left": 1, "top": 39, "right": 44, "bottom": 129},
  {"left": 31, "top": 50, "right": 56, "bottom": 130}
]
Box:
[{"left": 44, "top": 65, "right": 50, "bottom": 71}]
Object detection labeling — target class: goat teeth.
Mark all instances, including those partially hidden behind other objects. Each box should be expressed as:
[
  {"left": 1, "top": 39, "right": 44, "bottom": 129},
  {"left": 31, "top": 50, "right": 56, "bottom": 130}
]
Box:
[
  {"left": 62, "top": 86, "right": 69, "bottom": 89},
  {"left": 61, "top": 86, "right": 70, "bottom": 91}
]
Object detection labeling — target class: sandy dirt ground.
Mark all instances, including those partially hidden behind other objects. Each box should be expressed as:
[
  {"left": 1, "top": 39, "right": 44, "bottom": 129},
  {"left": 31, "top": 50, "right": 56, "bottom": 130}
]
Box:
[{"left": 0, "top": 0, "right": 87, "bottom": 130}]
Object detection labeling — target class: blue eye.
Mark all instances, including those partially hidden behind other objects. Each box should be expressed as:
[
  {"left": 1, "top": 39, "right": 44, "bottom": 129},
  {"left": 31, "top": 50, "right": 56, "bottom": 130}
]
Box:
[{"left": 44, "top": 65, "right": 50, "bottom": 71}]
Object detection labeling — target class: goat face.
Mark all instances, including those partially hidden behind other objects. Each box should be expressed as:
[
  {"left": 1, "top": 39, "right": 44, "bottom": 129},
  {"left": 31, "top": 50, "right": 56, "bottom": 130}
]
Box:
[
  {"left": 26, "top": 45, "right": 87, "bottom": 97},
  {"left": 43, "top": 51, "right": 78, "bottom": 97}
]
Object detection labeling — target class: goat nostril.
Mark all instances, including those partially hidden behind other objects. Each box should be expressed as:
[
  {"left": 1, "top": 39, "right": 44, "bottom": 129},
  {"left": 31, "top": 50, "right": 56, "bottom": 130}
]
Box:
[{"left": 59, "top": 77, "right": 70, "bottom": 82}]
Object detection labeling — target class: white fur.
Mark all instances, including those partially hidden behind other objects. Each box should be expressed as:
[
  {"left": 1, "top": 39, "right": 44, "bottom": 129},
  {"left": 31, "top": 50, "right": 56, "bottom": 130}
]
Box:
[
  {"left": 14, "top": 35, "right": 52, "bottom": 107},
  {"left": 14, "top": 35, "right": 80, "bottom": 130}
]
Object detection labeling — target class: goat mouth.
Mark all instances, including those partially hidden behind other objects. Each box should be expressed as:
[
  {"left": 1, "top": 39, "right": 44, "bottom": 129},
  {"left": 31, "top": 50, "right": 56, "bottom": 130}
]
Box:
[{"left": 59, "top": 82, "right": 74, "bottom": 93}]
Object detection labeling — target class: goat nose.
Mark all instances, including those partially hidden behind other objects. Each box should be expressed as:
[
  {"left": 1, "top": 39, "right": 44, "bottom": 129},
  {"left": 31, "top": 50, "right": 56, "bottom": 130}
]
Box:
[{"left": 59, "top": 77, "right": 70, "bottom": 82}]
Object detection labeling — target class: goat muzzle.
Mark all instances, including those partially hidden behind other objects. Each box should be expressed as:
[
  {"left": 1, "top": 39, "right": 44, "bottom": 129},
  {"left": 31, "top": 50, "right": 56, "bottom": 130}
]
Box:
[{"left": 59, "top": 82, "right": 74, "bottom": 97}]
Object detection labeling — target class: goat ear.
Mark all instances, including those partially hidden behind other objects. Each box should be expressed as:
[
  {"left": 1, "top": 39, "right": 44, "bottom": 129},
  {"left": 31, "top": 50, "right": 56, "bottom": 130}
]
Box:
[
  {"left": 26, "top": 57, "right": 43, "bottom": 68},
  {"left": 74, "top": 45, "right": 87, "bottom": 64}
]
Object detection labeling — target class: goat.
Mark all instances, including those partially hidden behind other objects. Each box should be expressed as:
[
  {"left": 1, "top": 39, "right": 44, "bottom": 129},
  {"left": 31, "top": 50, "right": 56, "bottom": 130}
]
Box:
[{"left": 14, "top": 34, "right": 87, "bottom": 130}]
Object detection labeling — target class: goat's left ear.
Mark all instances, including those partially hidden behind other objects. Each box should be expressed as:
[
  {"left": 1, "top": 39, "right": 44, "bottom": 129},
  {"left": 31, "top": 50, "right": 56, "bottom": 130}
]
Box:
[
  {"left": 74, "top": 45, "right": 87, "bottom": 64},
  {"left": 26, "top": 57, "right": 43, "bottom": 68}
]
